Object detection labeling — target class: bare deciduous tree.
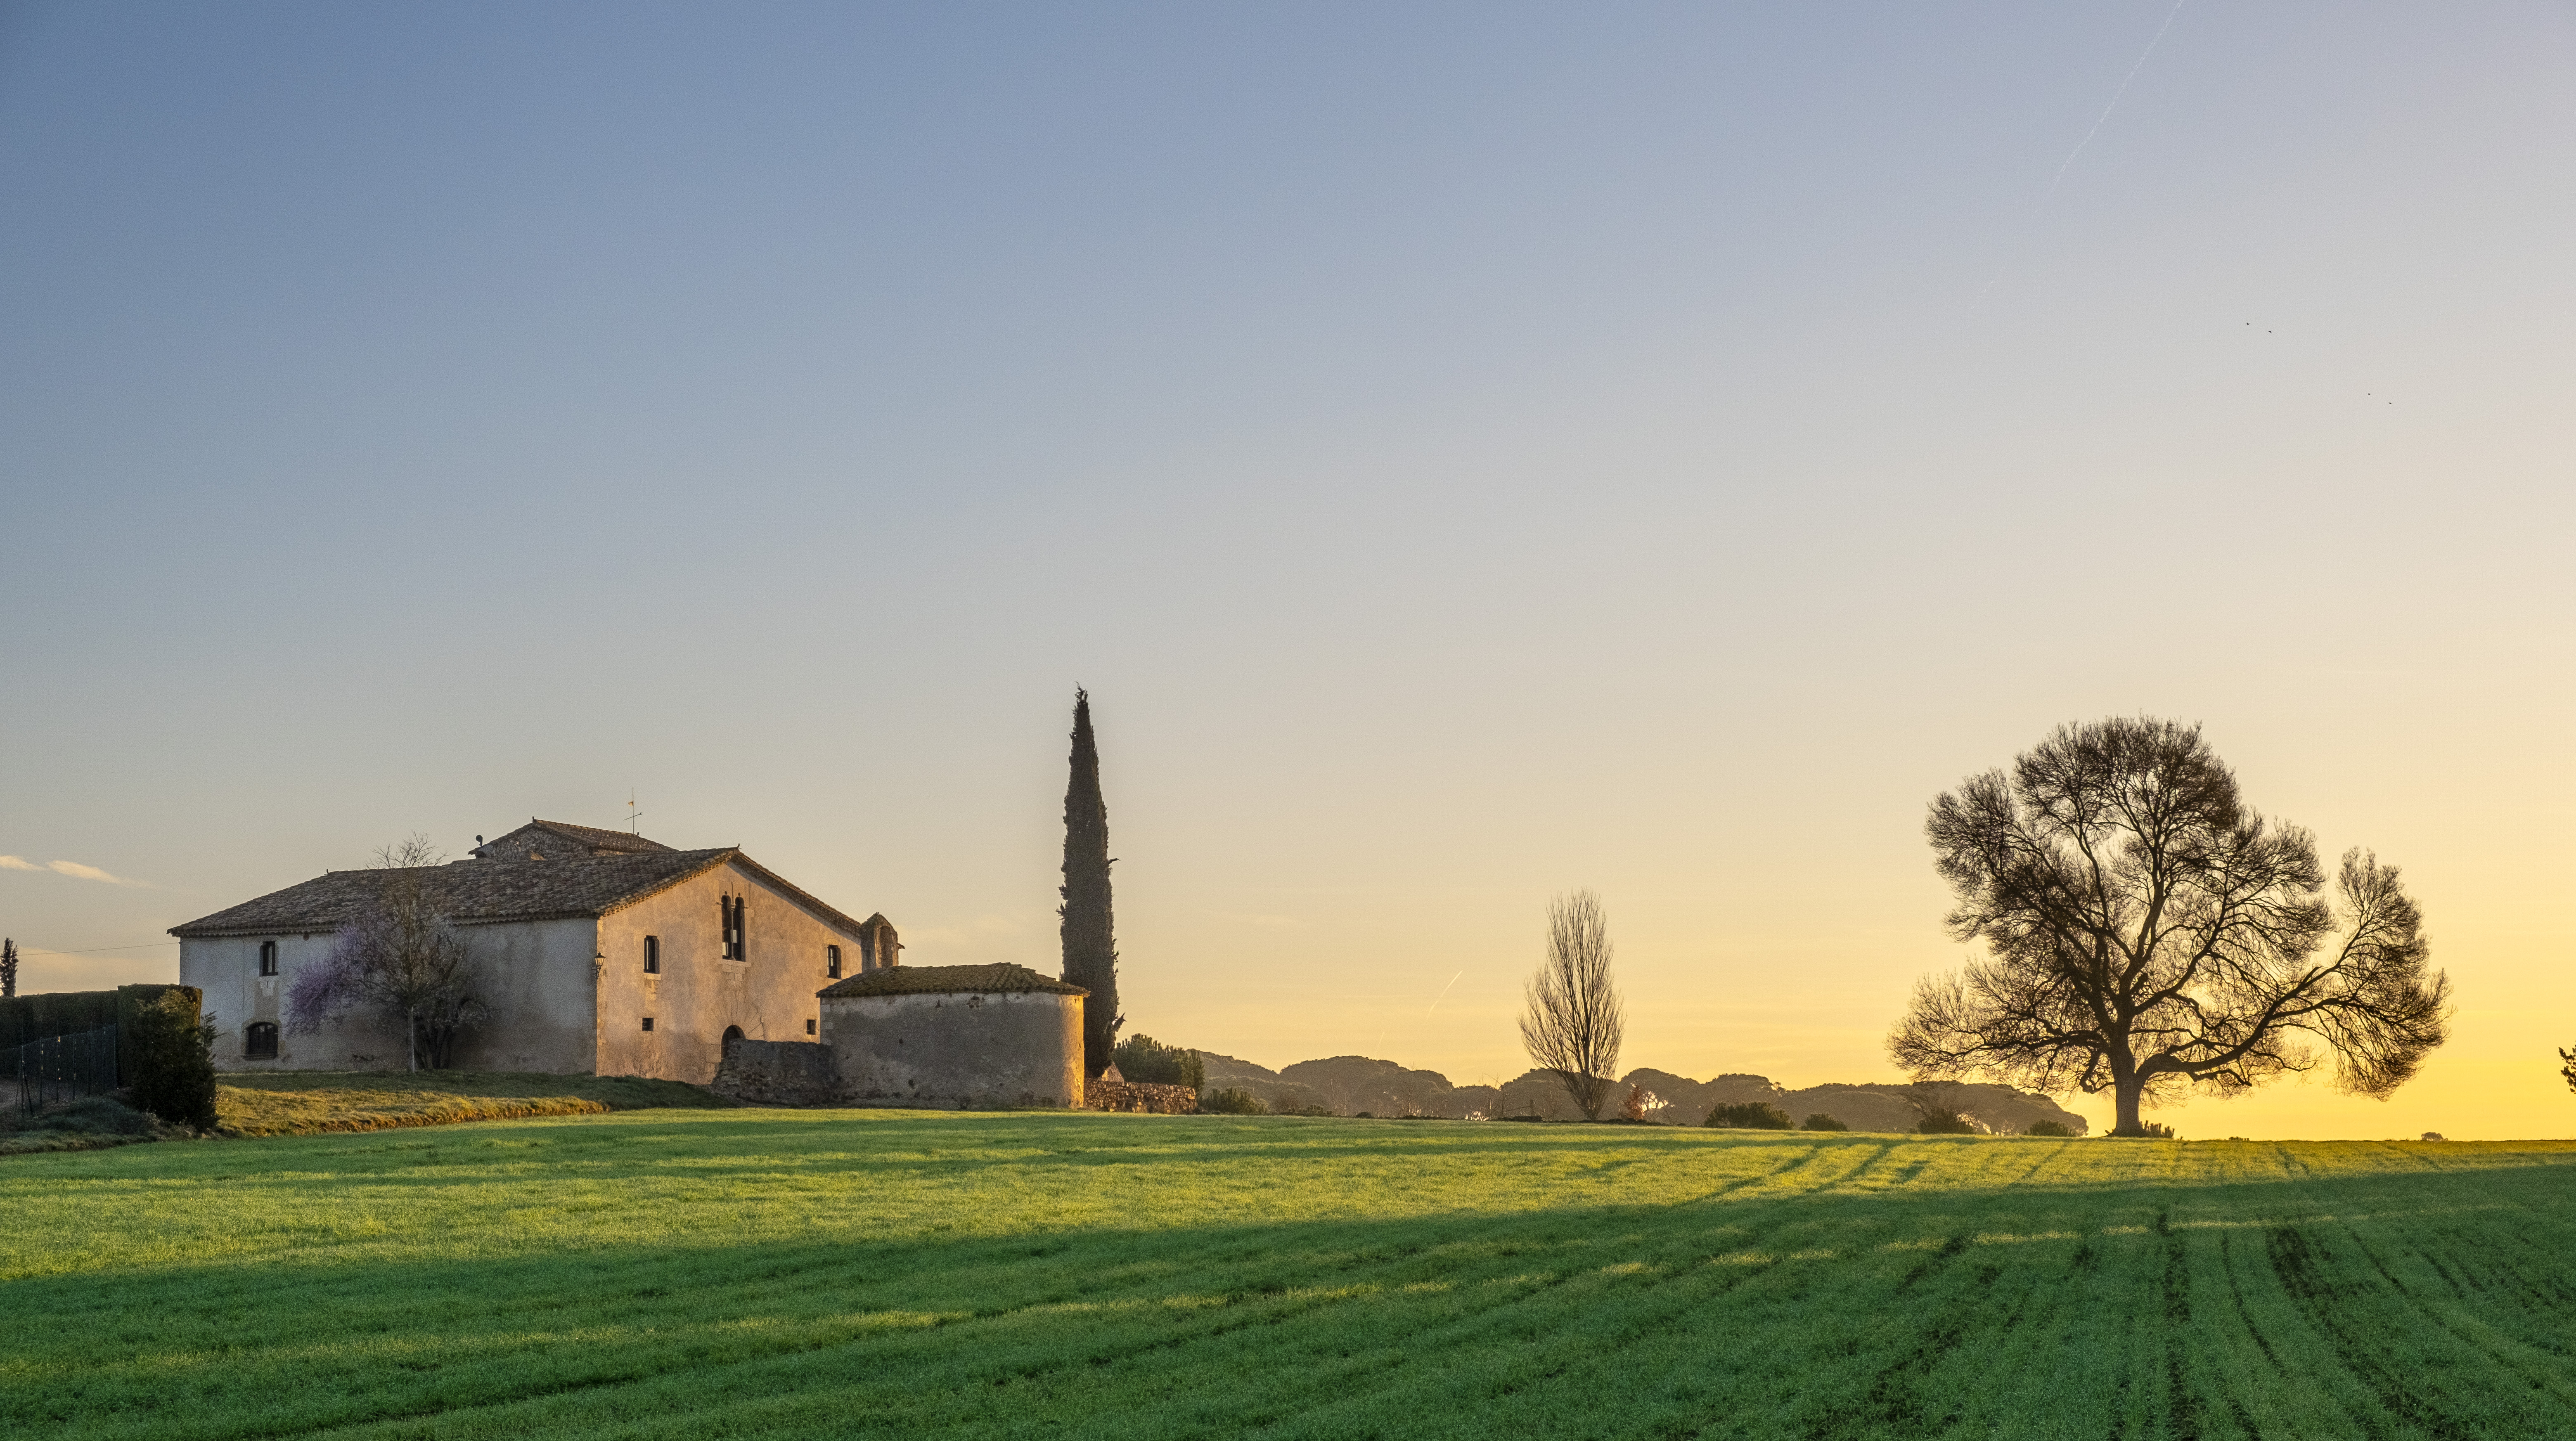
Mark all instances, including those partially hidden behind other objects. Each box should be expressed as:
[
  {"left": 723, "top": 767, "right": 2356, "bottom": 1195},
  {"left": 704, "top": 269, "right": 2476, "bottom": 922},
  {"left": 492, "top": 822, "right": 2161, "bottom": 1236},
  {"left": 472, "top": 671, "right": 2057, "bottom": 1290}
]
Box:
[
  {"left": 1890, "top": 718, "right": 2450, "bottom": 1136},
  {"left": 286, "top": 835, "right": 488, "bottom": 1070},
  {"left": 2560, "top": 1046, "right": 2575, "bottom": 1097},
  {"left": 1520, "top": 889, "right": 1626, "bottom": 1122}
]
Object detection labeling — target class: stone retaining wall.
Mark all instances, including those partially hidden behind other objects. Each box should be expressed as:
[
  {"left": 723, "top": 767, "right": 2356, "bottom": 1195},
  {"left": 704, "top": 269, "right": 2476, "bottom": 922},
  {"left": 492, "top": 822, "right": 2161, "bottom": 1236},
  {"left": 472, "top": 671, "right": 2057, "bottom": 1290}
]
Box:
[
  {"left": 1085, "top": 1080, "right": 1198, "bottom": 1114},
  {"left": 711, "top": 1038, "right": 839, "bottom": 1106}
]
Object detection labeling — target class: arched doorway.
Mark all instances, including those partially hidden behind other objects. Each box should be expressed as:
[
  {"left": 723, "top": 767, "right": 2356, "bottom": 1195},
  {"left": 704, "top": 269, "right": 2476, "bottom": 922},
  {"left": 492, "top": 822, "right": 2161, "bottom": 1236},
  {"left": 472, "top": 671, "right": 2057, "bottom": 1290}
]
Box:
[{"left": 721, "top": 1024, "right": 745, "bottom": 1058}]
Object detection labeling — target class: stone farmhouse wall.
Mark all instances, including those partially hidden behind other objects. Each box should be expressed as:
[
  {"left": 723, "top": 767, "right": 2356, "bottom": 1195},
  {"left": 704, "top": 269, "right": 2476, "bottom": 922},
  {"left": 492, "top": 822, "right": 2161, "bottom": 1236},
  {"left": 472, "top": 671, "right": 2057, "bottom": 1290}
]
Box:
[
  {"left": 595, "top": 860, "right": 856, "bottom": 1084},
  {"left": 185, "top": 917, "right": 602, "bottom": 1074},
  {"left": 706, "top": 980, "right": 1087, "bottom": 1110},
  {"left": 820, "top": 987, "right": 1082, "bottom": 1110}
]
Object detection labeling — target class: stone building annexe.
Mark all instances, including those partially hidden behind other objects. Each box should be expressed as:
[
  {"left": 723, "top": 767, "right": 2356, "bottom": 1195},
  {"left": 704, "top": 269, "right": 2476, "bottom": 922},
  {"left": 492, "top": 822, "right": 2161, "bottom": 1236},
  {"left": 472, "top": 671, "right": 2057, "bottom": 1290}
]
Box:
[{"left": 171, "top": 819, "right": 902, "bottom": 1083}]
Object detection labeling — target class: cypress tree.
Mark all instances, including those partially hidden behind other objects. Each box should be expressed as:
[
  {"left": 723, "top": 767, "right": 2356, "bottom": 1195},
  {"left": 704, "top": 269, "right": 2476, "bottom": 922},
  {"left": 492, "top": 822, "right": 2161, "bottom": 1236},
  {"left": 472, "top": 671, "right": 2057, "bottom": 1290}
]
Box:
[{"left": 1059, "top": 689, "right": 1122, "bottom": 1075}]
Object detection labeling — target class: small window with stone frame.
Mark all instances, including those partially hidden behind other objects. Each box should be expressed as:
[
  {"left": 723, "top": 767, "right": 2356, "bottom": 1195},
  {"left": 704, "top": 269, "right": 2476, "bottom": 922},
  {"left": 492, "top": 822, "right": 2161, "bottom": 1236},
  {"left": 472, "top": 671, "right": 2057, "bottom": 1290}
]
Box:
[
  {"left": 245, "top": 1022, "right": 279, "bottom": 1059},
  {"left": 258, "top": 940, "right": 278, "bottom": 976},
  {"left": 644, "top": 935, "right": 660, "bottom": 974},
  {"left": 826, "top": 944, "right": 841, "bottom": 978}
]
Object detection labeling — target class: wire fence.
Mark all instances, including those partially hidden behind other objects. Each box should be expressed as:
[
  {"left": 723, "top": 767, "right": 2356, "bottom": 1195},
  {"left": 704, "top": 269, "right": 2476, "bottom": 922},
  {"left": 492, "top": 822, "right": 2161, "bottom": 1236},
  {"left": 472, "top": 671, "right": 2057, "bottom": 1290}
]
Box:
[{"left": 5, "top": 1024, "right": 121, "bottom": 1114}]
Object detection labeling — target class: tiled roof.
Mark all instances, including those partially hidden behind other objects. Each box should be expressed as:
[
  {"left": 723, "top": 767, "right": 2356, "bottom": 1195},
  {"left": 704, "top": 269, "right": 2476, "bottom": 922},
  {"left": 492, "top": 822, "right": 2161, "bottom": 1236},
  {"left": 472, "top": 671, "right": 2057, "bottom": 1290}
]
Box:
[
  {"left": 170, "top": 848, "right": 885, "bottom": 945},
  {"left": 818, "top": 963, "right": 1085, "bottom": 999},
  {"left": 471, "top": 819, "right": 674, "bottom": 860},
  {"left": 530, "top": 818, "right": 673, "bottom": 853},
  {"left": 170, "top": 849, "right": 737, "bottom": 937}
]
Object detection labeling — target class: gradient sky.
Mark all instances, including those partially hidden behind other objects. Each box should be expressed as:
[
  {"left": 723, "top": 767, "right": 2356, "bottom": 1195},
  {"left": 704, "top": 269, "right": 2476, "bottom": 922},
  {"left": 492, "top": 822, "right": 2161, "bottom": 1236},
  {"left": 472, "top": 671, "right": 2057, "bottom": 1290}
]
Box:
[{"left": 5, "top": 2, "right": 2571, "bottom": 1138}]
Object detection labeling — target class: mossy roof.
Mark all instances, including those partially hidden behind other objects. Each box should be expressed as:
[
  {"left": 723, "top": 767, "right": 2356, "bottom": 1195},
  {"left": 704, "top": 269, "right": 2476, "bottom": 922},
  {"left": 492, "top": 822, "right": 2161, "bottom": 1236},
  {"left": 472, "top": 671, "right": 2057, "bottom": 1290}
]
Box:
[{"left": 818, "top": 963, "right": 1085, "bottom": 999}]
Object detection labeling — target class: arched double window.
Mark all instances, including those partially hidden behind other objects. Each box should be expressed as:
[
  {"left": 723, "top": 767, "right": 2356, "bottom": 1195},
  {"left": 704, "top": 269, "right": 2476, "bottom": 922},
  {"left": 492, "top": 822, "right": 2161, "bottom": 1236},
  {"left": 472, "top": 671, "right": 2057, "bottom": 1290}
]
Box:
[
  {"left": 245, "top": 1022, "right": 279, "bottom": 1060},
  {"left": 719, "top": 896, "right": 746, "bottom": 960}
]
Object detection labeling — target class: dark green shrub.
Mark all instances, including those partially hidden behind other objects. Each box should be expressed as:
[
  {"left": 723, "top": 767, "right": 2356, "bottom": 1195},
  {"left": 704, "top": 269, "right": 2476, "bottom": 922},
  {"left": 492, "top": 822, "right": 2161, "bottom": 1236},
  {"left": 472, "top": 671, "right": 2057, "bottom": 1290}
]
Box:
[
  {"left": 122, "top": 988, "right": 218, "bottom": 1131},
  {"left": 1201, "top": 1087, "right": 1266, "bottom": 1115},
  {"left": 33, "top": 1095, "right": 155, "bottom": 1136},
  {"left": 1111, "top": 1034, "right": 1205, "bottom": 1092},
  {"left": 2024, "top": 1119, "right": 2076, "bottom": 1138},
  {"left": 1800, "top": 1113, "right": 1848, "bottom": 1132},
  {"left": 1705, "top": 1101, "right": 1792, "bottom": 1130},
  {"left": 1915, "top": 1106, "right": 1978, "bottom": 1135}
]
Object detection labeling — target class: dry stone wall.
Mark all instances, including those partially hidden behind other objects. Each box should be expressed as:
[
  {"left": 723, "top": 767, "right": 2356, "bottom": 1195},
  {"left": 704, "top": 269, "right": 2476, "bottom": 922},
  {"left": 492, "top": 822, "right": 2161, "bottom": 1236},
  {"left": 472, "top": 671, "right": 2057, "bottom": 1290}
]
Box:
[
  {"left": 711, "top": 1038, "right": 838, "bottom": 1106},
  {"left": 1085, "top": 1080, "right": 1198, "bottom": 1114}
]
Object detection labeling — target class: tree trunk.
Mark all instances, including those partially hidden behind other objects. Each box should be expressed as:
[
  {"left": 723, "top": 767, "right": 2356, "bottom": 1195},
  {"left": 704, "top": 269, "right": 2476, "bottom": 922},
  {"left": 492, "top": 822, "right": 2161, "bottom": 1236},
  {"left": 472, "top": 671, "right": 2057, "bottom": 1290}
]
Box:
[
  {"left": 2112, "top": 1073, "right": 2145, "bottom": 1136},
  {"left": 407, "top": 1007, "right": 418, "bottom": 1072}
]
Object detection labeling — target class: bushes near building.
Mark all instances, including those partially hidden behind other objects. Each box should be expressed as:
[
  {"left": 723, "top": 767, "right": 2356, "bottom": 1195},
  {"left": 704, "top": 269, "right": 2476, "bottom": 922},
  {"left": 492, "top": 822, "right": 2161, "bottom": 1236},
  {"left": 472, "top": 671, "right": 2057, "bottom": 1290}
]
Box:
[
  {"left": 1705, "top": 1101, "right": 1792, "bottom": 1130},
  {"left": 1111, "top": 1034, "right": 1205, "bottom": 1092},
  {"left": 1800, "top": 1113, "right": 1848, "bottom": 1132},
  {"left": 1201, "top": 1086, "right": 1266, "bottom": 1115},
  {"left": 122, "top": 987, "right": 219, "bottom": 1130}
]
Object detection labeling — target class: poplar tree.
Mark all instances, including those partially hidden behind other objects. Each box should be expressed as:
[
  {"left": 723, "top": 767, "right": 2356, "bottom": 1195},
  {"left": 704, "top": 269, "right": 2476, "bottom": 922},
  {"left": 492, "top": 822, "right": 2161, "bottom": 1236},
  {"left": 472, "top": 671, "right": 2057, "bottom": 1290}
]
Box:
[{"left": 1059, "top": 689, "right": 1122, "bottom": 1075}]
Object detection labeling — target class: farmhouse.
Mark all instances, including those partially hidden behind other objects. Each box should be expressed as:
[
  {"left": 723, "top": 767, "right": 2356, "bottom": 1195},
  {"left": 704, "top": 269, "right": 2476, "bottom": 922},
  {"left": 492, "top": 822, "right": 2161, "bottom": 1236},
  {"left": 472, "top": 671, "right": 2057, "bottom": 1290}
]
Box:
[{"left": 171, "top": 819, "right": 901, "bottom": 1082}]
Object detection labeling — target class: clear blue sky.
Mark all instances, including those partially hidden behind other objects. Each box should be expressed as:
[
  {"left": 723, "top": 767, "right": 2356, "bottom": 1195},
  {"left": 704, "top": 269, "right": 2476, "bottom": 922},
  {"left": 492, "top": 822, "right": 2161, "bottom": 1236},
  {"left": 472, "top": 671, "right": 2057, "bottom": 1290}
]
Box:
[{"left": 5, "top": 2, "right": 2572, "bottom": 1136}]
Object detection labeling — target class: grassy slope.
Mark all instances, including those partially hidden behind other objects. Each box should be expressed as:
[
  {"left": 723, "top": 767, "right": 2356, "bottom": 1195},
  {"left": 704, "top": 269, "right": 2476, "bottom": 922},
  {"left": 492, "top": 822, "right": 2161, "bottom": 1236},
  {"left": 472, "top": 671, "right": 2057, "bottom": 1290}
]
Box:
[
  {"left": 214, "top": 1071, "right": 734, "bottom": 1136},
  {"left": 6, "top": 1114, "right": 2574, "bottom": 1441}
]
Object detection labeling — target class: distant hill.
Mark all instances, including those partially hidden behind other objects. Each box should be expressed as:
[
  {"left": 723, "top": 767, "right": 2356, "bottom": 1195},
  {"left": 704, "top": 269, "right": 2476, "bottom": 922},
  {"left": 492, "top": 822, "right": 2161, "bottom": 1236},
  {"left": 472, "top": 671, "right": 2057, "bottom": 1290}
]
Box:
[{"left": 1193, "top": 1049, "right": 2085, "bottom": 1133}]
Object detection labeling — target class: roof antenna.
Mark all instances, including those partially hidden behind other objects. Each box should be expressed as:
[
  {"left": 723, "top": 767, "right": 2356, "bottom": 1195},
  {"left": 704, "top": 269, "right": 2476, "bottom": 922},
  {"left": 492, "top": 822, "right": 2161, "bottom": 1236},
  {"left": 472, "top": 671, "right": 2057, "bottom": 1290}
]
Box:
[{"left": 627, "top": 789, "right": 643, "bottom": 835}]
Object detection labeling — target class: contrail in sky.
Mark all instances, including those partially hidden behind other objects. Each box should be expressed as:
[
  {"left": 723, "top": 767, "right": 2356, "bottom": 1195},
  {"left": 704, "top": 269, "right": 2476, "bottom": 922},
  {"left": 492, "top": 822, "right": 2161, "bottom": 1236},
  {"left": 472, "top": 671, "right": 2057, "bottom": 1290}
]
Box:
[
  {"left": 1425, "top": 969, "right": 1466, "bottom": 1018},
  {"left": 1972, "top": 0, "right": 2189, "bottom": 312},
  {"left": 2049, "top": 0, "right": 2187, "bottom": 192}
]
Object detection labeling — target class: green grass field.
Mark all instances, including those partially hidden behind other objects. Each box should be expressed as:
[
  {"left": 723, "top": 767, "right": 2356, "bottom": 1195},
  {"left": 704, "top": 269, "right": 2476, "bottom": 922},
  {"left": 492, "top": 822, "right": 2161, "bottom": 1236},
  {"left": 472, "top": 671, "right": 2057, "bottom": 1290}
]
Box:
[{"left": 8, "top": 1112, "right": 2574, "bottom": 1440}]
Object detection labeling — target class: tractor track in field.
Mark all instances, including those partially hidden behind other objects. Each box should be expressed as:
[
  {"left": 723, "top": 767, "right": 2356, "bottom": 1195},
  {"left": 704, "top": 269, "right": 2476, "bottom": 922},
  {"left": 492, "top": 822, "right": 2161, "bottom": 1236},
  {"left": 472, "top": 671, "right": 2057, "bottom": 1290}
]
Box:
[
  {"left": 1792, "top": 1233, "right": 2010, "bottom": 1441},
  {"left": 2335, "top": 1213, "right": 2576, "bottom": 1412},
  {"left": 2266, "top": 1225, "right": 2472, "bottom": 1441},
  {"left": 2154, "top": 1209, "right": 2203, "bottom": 1441}
]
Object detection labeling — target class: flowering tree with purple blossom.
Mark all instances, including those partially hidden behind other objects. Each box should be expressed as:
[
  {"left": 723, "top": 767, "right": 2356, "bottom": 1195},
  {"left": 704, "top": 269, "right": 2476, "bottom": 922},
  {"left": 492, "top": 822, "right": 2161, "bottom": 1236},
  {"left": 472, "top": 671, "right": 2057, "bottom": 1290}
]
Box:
[{"left": 285, "top": 834, "right": 489, "bottom": 1070}]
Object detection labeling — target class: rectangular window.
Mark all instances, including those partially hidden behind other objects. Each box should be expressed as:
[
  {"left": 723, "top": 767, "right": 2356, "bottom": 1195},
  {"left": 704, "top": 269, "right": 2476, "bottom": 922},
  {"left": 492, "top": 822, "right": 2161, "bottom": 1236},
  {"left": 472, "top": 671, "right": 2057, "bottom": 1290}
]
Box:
[
  {"left": 644, "top": 935, "right": 660, "bottom": 974},
  {"left": 826, "top": 944, "right": 841, "bottom": 978},
  {"left": 245, "top": 1022, "right": 279, "bottom": 1059},
  {"left": 642, "top": 1017, "right": 655, "bottom": 1032},
  {"left": 258, "top": 940, "right": 278, "bottom": 976},
  {"left": 805, "top": 1018, "right": 817, "bottom": 1035}
]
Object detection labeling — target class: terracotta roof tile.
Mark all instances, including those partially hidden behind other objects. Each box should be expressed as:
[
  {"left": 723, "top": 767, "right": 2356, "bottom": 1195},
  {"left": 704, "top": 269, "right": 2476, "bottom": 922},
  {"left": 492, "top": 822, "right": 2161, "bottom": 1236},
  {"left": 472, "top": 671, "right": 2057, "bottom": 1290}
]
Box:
[
  {"left": 818, "top": 963, "right": 1084, "bottom": 999},
  {"left": 169, "top": 849, "right": 736, "bottom": 937}
]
